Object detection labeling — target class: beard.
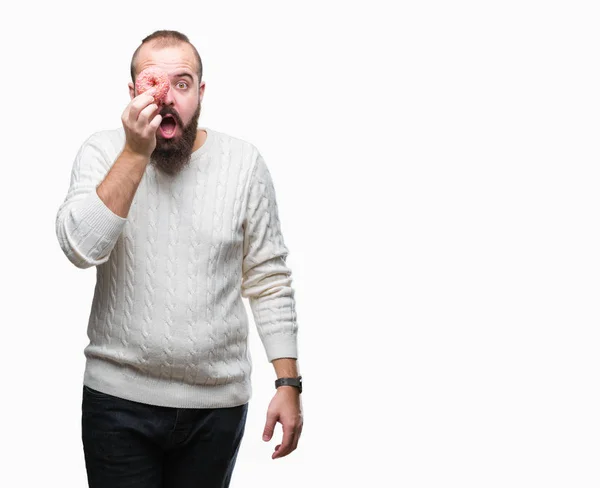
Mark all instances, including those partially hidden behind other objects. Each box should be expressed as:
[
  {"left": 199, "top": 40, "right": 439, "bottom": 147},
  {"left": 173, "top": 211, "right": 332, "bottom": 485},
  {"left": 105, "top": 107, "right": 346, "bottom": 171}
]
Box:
[{"left": 150, "top": 101, "right": 201, "bottom": 176}]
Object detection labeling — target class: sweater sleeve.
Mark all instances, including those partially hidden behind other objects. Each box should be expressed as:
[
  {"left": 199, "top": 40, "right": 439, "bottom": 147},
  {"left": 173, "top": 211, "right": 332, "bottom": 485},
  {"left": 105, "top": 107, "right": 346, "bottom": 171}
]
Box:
[
  {"left": 55, "top": 134, "right": 127, "bottom": 269},
  {"left": 241, "top": 151, "right": 299, "bottom": 362}
]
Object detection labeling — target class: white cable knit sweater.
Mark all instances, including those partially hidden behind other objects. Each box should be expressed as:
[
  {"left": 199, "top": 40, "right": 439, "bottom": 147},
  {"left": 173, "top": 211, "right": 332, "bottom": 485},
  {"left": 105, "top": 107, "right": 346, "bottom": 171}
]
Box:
[{"left": 55, "top": 127, "right": 298, "bottom": 408}]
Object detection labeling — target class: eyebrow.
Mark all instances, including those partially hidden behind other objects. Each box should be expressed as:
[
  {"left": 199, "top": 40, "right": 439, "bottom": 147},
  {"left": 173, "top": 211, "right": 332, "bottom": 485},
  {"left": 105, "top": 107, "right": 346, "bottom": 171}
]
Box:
[{"left": 172, "top": 72, "right": 194, "bottom": 81}]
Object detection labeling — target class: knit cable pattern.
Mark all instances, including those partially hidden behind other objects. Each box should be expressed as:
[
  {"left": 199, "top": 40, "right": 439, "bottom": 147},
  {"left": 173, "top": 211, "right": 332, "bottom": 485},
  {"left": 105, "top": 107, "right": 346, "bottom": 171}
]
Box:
[{"left": 55, "top": 128, "right": 299, "bottom": 408}]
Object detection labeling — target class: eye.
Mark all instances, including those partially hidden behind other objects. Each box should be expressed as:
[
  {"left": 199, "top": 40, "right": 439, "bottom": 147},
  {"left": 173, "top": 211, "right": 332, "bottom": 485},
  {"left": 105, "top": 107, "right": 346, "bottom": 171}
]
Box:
[{"left": 176, "top": 81, "right": 189, "bottom": 89}]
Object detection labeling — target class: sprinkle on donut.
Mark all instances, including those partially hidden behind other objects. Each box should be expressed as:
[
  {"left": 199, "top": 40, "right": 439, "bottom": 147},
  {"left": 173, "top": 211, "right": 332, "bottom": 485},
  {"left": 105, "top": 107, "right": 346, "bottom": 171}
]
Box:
[{"left": 135, "top": 67, "right": 170, "bottom": 104}]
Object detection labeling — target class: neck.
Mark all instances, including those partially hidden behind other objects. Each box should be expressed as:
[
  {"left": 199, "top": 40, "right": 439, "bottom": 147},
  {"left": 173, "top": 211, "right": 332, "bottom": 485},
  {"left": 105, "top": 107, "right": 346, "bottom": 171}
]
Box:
[{"left": 193, "top": 129, "right": 207, "bottom": 152}]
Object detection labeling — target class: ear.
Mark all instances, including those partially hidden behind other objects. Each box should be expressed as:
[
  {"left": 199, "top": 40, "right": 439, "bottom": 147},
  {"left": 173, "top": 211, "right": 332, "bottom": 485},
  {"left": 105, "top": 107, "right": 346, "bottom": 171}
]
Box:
[
  {"left": 199, "top": 80, "right": 205, "bottom": 103},
  {"left": 128, "top": 82, "right": 135, "bottom": 100}
]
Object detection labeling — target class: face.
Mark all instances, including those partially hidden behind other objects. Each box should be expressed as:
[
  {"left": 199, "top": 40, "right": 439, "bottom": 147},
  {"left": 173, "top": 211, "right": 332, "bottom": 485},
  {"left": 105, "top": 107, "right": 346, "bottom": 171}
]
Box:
[{"left": 129, "top": 42, "right": 206, "bottom": 176}]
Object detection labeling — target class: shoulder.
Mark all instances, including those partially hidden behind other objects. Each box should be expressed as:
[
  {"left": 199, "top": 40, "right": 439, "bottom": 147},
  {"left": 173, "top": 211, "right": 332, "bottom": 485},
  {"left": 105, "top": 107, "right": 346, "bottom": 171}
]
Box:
[
  {"left": 84, "top": 127, "right": 126, "bottom": 156},
  {"left": 208, "top": 127, "right": 262, "bottom": 167},
  {"left": 72, "top": 127, "right": 126, "bottom": 171},
  {"left": 207, "top": 129, "right": 277, "bottom": 198}
]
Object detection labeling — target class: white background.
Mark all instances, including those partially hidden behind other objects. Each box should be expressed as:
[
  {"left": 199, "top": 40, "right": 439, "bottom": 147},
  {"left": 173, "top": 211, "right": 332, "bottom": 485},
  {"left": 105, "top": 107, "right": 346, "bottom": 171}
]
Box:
[{"left": 1, "top": 0, "right": 599, "bottom": 486}]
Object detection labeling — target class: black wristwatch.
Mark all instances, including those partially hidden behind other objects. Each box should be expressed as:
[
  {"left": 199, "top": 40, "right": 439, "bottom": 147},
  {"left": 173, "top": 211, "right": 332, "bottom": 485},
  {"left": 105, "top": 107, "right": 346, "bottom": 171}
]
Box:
[{"left": 275, "top": 375, "right": 302, "bottom": 394}]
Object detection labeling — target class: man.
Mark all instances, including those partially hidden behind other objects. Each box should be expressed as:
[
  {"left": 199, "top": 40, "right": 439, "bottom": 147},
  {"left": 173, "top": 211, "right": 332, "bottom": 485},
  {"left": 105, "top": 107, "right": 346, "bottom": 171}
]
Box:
[{"left": 55, "top": 30, "right": 303, "bottom": 488}]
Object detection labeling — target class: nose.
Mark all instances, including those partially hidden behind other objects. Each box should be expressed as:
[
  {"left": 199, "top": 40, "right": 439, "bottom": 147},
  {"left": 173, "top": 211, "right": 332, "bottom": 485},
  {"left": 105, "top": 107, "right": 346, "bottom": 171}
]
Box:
[{"left": 163, "top": 84, "right": 175, "bottom": 105}]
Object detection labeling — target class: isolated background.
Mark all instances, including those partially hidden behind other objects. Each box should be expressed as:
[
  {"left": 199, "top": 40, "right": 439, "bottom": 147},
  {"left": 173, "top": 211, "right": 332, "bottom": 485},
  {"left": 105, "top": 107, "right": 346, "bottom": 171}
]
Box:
[{"left": 1, "top": 0, "right": 599, "bottom": 486}]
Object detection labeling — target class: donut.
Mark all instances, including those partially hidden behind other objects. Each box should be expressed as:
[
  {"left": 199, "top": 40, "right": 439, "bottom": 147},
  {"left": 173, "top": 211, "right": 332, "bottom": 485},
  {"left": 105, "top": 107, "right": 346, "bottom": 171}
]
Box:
[{"left": 135, "top": 67, "right": 170, "bottom": 104}]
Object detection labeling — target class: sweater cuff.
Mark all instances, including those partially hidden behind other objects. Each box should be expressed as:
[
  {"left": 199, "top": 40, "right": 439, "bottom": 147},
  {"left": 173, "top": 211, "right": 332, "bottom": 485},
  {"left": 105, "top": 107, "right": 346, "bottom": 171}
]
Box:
[
  {"left": 67, "top": 189, "right": 127, "bottom": 262},
  {"left": 262, "top": 333, "right": 298, "bottom": 362},
  {"left": 77, "top": 189, "right": 127, "bottom": 241}
]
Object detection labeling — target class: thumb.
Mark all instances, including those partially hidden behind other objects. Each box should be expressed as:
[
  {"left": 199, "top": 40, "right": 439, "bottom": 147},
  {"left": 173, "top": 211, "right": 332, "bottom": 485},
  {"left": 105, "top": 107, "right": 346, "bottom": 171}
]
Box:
[{"left": 263, "top": 412, "right": 277, "bottom": 441}]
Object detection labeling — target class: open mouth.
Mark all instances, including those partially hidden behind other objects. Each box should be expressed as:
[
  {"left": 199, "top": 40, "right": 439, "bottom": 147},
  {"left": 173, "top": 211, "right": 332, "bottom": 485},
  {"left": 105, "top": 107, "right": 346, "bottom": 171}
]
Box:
[{"left": 159, "top": 114, "right": 178, "bottom": 139}]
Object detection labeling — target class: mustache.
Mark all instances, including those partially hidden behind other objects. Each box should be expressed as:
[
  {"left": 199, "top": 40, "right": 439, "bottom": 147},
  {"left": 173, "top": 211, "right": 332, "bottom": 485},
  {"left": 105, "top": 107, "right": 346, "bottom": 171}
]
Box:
[{"left": 159, "top": 107, "right": 183, "bottom": 126}]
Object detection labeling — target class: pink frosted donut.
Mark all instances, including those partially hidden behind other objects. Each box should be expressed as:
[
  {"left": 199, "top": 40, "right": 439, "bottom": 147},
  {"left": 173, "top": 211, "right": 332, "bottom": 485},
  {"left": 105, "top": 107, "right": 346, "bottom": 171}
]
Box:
[{"left": 136, "top": 67, "right": 170, "bottom": 104}]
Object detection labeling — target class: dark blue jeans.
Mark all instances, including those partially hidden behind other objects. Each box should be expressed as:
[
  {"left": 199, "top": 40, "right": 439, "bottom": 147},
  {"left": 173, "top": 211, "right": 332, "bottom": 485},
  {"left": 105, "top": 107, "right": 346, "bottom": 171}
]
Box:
[{"left": 81, "top": 385, "right": 248, "bottom": 488}]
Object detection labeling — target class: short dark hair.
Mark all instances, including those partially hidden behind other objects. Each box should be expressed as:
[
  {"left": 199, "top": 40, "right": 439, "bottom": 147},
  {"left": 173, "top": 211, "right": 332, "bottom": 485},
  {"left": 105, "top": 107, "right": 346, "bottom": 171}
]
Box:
[{"left": 130, "top": 30, "right": 203, "bottom": 85}]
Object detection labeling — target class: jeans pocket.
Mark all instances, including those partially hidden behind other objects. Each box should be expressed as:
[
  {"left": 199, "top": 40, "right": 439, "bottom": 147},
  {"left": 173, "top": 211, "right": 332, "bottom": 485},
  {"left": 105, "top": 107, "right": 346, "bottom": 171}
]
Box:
[{"left": 83, "top": 385, "right": 114, "bottom": 399}]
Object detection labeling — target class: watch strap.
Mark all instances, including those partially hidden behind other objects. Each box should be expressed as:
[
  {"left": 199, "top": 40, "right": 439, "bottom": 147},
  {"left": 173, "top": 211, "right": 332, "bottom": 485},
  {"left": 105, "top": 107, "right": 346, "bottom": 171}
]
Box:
[{"left": 275, "top": 375, "right": 302, "bottom": 393}]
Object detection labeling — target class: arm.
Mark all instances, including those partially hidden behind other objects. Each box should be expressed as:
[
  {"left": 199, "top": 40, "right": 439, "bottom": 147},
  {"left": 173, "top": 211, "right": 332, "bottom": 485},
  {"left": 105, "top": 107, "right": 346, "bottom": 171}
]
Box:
[
  {"left": 55, "top": 90, "right": 162, "bottom": 269},
  {"left": 272, "top": 357, "right": 299, "bottom": 379},
  {"left": 241, "top": 151, "right": 299, "bottom": 362},
  {"left": 55, "top": 136, "right": 130, "bottom": 269},
  {"left": 240, "top": 151, "right": 302, "bottom": 459},
  {"left": 97, "top": 87, "right": 164, "bottom": 218},
  {"left": 96, "top": 149, "right": 148, "bottom": 218}
]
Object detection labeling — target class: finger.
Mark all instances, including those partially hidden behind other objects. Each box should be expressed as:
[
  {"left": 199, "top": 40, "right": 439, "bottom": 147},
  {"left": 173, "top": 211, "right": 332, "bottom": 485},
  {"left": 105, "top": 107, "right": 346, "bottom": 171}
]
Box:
[
  {"left": 263, "top": 412, "right": 278, "bottom": 442},
  {"left": 137, "top": 103, "right": 159, "bottom": 127},
  {"left": 121, "top": 109, "right": 130, "bottom": 130},
  {"left": 291, "top": 423, "right": 302, "bottom": 451},
  {"left": 273, "top": 423, "right": 295, "bottom": 458},
  {"left": 121, "top": 104, "right": 130, "bottom": 126},
  {"left": 130, "top": 94, "right": 156, "bottom": 124},
  {"left": 136, "top": 87, "right": 156, "bottom": 99},
  {"left": 148, "top": 113, "right": 163, "bottom": 132},
  {"left": 128, "top": 92, "right": 157, "bottom": 124}
]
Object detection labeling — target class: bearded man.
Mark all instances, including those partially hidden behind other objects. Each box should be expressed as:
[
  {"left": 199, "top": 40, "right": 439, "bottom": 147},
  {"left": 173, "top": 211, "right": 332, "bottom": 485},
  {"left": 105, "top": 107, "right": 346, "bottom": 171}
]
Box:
[{"left": 55, "top": 29, "right": 303, "bottom": 488}]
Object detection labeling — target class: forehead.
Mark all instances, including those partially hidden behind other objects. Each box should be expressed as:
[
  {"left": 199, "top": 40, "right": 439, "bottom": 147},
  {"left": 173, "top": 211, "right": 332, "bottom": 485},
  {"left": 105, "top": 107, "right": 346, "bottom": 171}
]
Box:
[{"left": 136, "top": 42, "right": 198, "bottom": 79}]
